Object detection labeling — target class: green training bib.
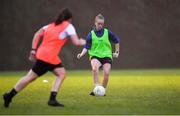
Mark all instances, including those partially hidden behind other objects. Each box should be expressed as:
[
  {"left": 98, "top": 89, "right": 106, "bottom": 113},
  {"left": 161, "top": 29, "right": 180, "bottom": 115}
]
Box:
[{"left": 88, "top": 28, "right": 112, "bottom": 59}]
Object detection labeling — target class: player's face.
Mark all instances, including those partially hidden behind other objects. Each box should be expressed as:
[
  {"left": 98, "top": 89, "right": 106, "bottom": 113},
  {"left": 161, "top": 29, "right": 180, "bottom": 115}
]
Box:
[{"left": 95, "top": 19, "right": 104, "bottom": 31}]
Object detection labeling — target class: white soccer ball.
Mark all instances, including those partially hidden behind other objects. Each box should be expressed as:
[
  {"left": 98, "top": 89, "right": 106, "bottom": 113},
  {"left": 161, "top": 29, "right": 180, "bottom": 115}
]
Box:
[{"left": 93, "top": 86, "right": 106, "bottom": 96}]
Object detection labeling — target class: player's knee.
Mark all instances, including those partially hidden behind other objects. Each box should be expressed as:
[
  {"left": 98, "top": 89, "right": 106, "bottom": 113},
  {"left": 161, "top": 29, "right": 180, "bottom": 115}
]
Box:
[
  {"left": 92, "top": 66, "right": 98, "bottom": 72},
  {"left": 24, "top": 70, "right": 38, "bottom": 83},
  {"left": 57, "top": 70, "right": 66, "bottom": 79}
]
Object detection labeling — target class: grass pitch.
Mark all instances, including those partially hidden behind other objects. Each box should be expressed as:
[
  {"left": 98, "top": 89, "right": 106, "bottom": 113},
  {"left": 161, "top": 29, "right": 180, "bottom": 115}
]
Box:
[{"left": 0, "top": 69, "right": 180, "bottom": 115}]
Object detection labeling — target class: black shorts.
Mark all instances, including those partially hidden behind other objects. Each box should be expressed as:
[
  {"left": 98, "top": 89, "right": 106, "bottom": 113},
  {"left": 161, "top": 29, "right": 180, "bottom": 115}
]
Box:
[
  {"left": 32, "top": 59, "right": 63, "bottom": 77},
  {"left": 91, "top": 56, "right": 112, "bottom": 66}
]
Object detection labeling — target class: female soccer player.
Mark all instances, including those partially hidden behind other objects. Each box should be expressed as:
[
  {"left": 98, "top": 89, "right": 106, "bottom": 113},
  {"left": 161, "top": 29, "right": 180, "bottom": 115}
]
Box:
[
  {"left": 77, "top": 14, "right": 120, "bottom": 96},
  {"left": 3, "top": 8, "right": 86, "bottom": 107}
]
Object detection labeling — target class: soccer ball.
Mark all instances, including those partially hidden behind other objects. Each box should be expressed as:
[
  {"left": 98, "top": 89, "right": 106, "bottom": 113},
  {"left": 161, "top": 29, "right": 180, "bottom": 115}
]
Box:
[{"left": 93, "top": 86, "right": 106, "bottom": 96}]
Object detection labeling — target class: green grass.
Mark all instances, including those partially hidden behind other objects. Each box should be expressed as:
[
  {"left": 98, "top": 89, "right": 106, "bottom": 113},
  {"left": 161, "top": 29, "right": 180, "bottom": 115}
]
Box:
[{"left": 0, "top": 69, "right": 180, "bottom": 115}]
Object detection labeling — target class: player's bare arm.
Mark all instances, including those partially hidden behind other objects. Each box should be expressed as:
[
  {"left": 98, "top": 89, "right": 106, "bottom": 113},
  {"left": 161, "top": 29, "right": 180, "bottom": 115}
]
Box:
[
  {"left": 29, "top": 28, "right": 44, "bottom": 62},
  {"left": 77, "top": 48, "right": 88, "bottom": 59},
  {"left": 70, "top": 35, "right": 86, "bottom": 46},
  {"left": 113, "top": 43, "right": 120, "bottom": 58}
]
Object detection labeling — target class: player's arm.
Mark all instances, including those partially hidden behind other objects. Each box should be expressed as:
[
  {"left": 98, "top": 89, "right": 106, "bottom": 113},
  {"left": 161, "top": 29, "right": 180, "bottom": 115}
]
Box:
[
  {"left": 77, "top": 32, "right": 91, "bottom": 59},
  {"left": 113, "top": 43, "right": 120, "bottom": 58},
  {"left": 29, "top": 28, "right": 44, "bottom": 62},
  {"left": 109, "top": 30, "right": 120, "bottom": 58},
  {"left": 65, "top": 24, "right": 86, "bottom": 46},
  {"left": 70, "top": 35, "right": 86, "bottom": 46},
  {"left": 31, "top": 28, "right": 44, "bottom": 50},
  {"left": 77, "top": 48, "right": 88, "bottom": 59}
]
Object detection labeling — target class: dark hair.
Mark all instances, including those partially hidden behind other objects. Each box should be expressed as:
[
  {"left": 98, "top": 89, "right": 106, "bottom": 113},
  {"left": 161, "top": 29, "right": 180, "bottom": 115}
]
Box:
[{"left": 55, "top": 8, "right": 72, "bottom": 25}]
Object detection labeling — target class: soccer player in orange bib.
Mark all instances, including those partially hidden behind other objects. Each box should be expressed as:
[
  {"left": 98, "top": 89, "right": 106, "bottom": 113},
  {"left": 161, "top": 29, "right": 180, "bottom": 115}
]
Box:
[{"left": 3, "top": 8, "right": 86, "bottom": 107}]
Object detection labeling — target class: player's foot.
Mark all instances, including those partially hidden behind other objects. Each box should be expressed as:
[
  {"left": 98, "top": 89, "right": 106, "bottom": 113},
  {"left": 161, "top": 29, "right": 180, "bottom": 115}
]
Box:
[
  {"left": 48, "top": 100, "right": 64, "bottom": 107},
  {"left": 3, "top": 93, "right": 12, "bottom": 108},
  {"left": 89, "top": 92, "right": 95, "bottom": 96}
]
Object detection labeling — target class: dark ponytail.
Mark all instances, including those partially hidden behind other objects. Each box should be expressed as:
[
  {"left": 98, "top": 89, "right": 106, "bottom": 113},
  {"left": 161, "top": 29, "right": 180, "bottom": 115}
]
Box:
[{"left": 55, "top": 8, "right": 72, "bottom": 25}]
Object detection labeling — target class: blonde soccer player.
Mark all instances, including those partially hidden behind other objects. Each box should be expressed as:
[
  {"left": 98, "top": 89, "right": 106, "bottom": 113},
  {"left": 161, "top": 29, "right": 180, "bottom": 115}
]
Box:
[{"left": 77, "top": 14, "right": 120, "bottom": 96}]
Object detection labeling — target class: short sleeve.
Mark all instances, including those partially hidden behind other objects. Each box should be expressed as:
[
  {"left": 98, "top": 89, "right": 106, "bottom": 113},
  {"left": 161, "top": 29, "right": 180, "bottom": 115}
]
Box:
[
  {"left": 84, "top": 32, "right": 92, "bottom": 49},
  {"left": 42, "top": 25, "right": 48, "bottom": 30},
  {"left": 59, "top": 24, "right": 77, "bottom": 39},
  {"left": 65, "top": 24, "right": 77, "bottom": 36},
  {"left": 108, "top": 30, "right": 120, "bottom": 43}
]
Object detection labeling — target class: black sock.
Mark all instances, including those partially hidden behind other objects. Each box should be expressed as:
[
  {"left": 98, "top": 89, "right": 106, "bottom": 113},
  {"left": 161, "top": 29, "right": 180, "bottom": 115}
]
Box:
[
  {"left": 49, "top": 91, "right": 57, "bottom": 101},
  {"left": 8, "top": 88, "right": 17, "bottom": 99}
]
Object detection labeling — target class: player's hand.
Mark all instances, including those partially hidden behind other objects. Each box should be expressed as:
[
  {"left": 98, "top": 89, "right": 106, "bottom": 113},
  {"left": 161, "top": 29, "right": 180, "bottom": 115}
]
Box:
[
  {"left": 79, "top": 38, "right": 86, "bottom": 45},
  {"left": 113, "top": 52, "right": 119, "bottom": 58},
  {"left": 29, "top": 50, "right": 36, "bottom": 62},
  {"left": 77, "top": 53, "right": 82, "bottom": 59}
]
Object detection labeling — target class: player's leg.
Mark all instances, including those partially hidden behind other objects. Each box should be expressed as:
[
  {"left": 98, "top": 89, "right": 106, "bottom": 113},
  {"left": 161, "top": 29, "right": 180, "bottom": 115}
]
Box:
[
  {"left": 14, "top": 60, "right": 48, "bottom": 92},
  {"left": 3, "top": 70, "right": 38, "bottom": 108},
  {"left": 14, "top": 70, "right": 38, "bottom": 92},
  {"left": 91, "top": 58, "right": 101, "bottom": 87},
  {"left": 3, "top": 60, "right": 48, "bottom": 108},
  {"left": 48, "top": 67, "right": 66, "bottom": 107},
  {"left": 102, "top": 63, "right": 111, "bottom": 88},
  {"left": 90, "top": 58, "right": 101, "bottom": 96}
]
